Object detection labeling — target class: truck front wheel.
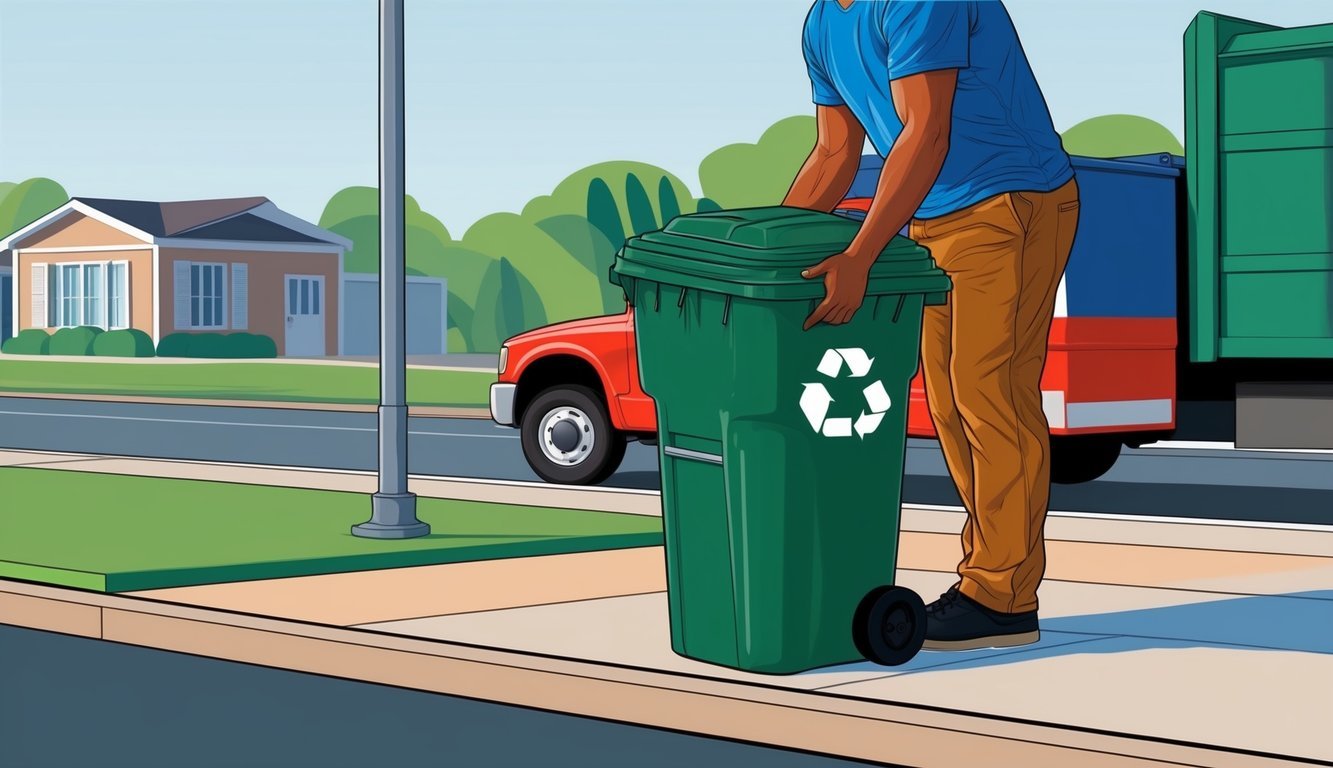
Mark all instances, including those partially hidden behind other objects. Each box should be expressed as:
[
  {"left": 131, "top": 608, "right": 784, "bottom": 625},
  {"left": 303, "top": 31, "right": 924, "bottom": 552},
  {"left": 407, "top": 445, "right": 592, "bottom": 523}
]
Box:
[{"left": 520, "top": 385, "right": 627, "bottom": 485}]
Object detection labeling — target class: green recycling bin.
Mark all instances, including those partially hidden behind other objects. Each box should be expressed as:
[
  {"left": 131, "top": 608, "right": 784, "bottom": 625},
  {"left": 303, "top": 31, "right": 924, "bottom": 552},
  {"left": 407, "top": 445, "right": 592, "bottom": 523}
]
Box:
[{"left": 611, "top": 206, "right": 951, "bottom": 675}]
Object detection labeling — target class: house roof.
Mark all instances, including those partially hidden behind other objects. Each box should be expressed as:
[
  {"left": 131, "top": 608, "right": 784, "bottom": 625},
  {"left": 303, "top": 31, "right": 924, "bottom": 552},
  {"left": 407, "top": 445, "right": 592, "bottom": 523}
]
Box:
[
  {"left": 3, "top": 196, "right": 351, "bottom": 252},
  {"left": 73, "top": 196, "right": 273, "bottom": 238},
  {"left": 172, "top": 213, "right": 326, "bottom": 243}
]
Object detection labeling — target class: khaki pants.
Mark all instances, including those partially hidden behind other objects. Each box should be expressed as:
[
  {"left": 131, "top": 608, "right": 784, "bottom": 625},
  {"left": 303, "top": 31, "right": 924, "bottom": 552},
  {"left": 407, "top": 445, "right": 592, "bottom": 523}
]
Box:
[{"left": 908, "top": 179, "right": 1079, "bottom": 614}]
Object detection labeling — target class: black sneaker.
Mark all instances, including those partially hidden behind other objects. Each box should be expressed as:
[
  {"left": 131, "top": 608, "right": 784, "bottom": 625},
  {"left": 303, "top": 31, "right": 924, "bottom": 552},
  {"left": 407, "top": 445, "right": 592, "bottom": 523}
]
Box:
[{"left": 923, "top": 585, "right": 1039, "bottom": 650}]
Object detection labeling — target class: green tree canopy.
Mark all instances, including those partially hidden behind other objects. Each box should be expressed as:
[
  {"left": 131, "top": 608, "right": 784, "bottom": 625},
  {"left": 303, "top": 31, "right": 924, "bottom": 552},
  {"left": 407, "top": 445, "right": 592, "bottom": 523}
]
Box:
[
  {"left": 0, "top": 178, "right": 69, "bottom": 241},
  {"left": 624, "top": 173, "right": 658, "bottom": 235},
  {"left": 325, "top": 214, "right": 430, "bottom": 276},
  {"left": 535, "top": 214, "right": 623, "bottom": 314},
  {"left": 318, "top": 186, "right": 450, "bottom": 242},
  {"left": 657, "top": 176, "right": 682, "bottom": 225},
  {"left": 470, "top": 257, "right": 547, "bottom": 352},
  {"left": 1060, "top": 114, "right": 1184, "bottom": 158},
  {"left": 521, "top": 161, "right": 696, "bottom": 235},
  {"left": 698, "top": 116, "right": 814, "bottom": 209},
  {"left": 460, "top": 212, "right": 601, "bottom": 324}
]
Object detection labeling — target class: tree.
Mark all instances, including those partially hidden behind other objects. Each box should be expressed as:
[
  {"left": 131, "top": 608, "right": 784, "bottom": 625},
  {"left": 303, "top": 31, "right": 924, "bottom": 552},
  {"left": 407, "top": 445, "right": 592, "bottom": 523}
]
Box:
[
  {"left": 695, "top": 197, "right": 722, "bottom": 213},
  {"left": 434, "top": 243, "right": 498, "bottom": 348},
  {"left": 624, "top": 173, "right": 658, "bottom": 235},
  {"left": 470, "top": 257, "right": 547, "bottom": 352},
  {"left": 698, "top": 116, "right": 814, "bottom": 209},
  {"left": 1060, "top": 115, "right": 1183, "bottom": 157},
  {"left": 536, "top": 214, "right": 623, "bottom": 314},
  {"left": 325, "top": 214, "right": 430, "bottom": 276},
  {"left": 0, "top": 178, "right": 68, "bottom": 240},
  {"left": 447, "top": 294, "right": 475, "bottom": 353},
  {"left": 585, "top": 177, "right": 626, "bottom": 253},
  {"left": 522, "top": 161, "right": 697, "bottom": 235},
  {"left": 657, "top": 176, "right": 682, "bottom": 225},
  {"left": 460, "top": 213, "right": 601, "bottom": 324}
]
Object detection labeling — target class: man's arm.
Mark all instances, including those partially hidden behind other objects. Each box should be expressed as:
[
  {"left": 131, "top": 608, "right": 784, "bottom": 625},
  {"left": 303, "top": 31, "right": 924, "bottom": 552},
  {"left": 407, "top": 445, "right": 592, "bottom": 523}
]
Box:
[
  {"left": 783, "top": 104, "right": 865, "bottom": 211},
  {"left": 845, "top": 69, "right": 955, "bottom": 261},
  {"left": 802, "top": 69, "right": 956, "bottom": 329}
]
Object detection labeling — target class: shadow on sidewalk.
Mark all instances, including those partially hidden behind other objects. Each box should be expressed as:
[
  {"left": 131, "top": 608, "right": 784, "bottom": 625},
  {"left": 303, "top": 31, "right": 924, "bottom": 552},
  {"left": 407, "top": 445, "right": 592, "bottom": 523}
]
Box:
[{"left": 822, "top": 590, "right": 1333, "bottom": 679}]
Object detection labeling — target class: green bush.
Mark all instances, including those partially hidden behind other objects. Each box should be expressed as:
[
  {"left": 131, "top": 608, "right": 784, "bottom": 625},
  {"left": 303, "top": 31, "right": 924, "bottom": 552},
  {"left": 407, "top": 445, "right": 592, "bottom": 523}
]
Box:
[
  {"left": 1, "top": 329, "right": 50, "bottom": 355},
  {"left": 49, "top": 326, "right": 103, "bottom": 356},
  {"left": 187, "top": 333, "right": 228, "bottom": 359},
  {"left": 92, "top": 328, "right": 155, "bottom": 357},
  {"left": 225, "top": 332, "right": 277, "bottom": 358},
  {"left": 154, "top": 331, "right": 278, "bottom": 358},
  {"left": 155, "top": 332, "right": 191, "bottom": 357}
]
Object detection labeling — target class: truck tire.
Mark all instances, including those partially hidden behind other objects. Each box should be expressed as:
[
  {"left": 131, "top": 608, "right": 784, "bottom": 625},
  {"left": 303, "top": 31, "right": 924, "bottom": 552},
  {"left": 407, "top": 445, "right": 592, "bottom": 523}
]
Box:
[
  {"left": 1050, "top": 435, "right": 1123, "bottom": 485},
  {"left": 521, "top": 385, "right": 627, "bottom": 486}
]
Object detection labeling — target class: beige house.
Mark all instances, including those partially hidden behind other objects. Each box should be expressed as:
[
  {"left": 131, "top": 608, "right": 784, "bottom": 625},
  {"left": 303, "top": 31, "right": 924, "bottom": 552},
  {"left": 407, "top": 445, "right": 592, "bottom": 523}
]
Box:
[{"left": 2, "top": 197, "right": 351, "bottom": 356}]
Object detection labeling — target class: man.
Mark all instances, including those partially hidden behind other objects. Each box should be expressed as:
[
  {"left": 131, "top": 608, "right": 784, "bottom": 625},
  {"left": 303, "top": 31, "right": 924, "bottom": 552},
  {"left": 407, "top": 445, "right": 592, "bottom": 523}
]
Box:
[{"left": 785, "top": 0, "right": 1079, "bottom": 650}]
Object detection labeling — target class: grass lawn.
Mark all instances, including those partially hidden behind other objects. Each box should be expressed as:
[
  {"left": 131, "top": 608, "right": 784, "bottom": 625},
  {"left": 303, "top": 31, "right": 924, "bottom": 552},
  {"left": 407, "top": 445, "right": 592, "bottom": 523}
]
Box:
[
  {"left": 0, "top": 468, "right": 663, "bottom": 592},
  {"left": 0, "top": 359, "right": 492, "bottom": 407}
]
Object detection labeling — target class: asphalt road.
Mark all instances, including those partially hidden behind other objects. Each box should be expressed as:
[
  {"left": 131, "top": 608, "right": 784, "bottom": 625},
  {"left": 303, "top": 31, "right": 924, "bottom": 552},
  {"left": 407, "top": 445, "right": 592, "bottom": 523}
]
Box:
[
  {"left": 0, "top": 624, "right": 884, "bottom": 768},
  {"left": 1, "top": 396, "right": 1331, "bottom": 524}
]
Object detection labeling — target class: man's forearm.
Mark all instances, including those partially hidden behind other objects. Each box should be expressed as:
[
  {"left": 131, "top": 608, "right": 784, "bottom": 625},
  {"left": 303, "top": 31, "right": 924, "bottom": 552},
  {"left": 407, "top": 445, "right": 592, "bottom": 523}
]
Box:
[
  {"left": 783, "top": 147, "right": 860, "bottom": 211},
  {"left": 845, "top": 122, "right": 949, "bottom": 261}
]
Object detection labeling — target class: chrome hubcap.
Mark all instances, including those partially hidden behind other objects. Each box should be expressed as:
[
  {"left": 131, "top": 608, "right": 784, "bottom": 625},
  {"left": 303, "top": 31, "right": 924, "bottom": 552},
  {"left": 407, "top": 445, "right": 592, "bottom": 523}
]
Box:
[{"left": 539, "top": 406, "right": 595, "bottom": 466}]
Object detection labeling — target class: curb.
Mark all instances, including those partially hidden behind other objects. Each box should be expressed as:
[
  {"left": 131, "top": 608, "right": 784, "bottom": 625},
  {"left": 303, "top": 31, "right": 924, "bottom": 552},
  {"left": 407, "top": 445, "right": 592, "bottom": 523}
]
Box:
[
  {"left": 0, "top": 579, "right": 1309, "bottom": 768},
  {"left": 0, "top": 391, "right": 491, "bottom": 419}
]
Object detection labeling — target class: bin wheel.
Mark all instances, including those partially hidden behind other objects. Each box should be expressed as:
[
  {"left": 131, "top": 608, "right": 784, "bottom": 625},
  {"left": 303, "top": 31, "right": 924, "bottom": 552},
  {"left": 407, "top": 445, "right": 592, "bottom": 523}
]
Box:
[{"left": 852, "top": 585, "right": 926, "bottom": 667}]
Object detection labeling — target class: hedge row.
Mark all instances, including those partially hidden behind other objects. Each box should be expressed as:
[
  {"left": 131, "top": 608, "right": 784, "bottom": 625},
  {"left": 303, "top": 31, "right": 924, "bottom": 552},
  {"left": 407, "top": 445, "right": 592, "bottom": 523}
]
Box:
[{"left": 1, "top": 328, "right": 277, "bottom": 359}]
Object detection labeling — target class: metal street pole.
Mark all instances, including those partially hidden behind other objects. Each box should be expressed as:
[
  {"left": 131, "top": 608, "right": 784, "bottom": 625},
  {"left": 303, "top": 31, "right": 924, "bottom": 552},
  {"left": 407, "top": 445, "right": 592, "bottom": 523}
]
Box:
[{"left": 354, "top": 0, "right": 428, "bottom": 539}]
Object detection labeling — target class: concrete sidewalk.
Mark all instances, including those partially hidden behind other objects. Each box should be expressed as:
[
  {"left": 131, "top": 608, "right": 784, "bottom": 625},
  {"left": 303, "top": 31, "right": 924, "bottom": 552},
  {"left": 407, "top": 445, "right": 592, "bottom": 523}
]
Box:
[
  {"left": 0, "top": 351, "right": 499, "bottom": 371},
  {"left": 3, "top": 449, "right": 1331, "bottom": 766}
]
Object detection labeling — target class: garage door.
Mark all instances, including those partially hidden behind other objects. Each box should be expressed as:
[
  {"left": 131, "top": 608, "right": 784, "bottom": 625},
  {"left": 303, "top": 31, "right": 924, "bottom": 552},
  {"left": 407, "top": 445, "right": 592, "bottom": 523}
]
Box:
[
  {"left": 341, "top": 276, "right": 446, "bottom": 356},
  {"left": 406, "top": 280, "right": 445, "bottom": 355}
]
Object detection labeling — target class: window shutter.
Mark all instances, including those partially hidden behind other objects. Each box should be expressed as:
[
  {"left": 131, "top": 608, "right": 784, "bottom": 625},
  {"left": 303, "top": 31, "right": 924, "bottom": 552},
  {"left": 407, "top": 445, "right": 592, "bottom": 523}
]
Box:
[
  {"left": 173, "top": 260, "right": 192, "bottom": 330},
  {"left": 31, "top": 263, "right": 47, "bottom": 328},
  {"left": 122, "top": 261, "right": 131, "bottom": 328},
  {"left": 231, "top": 263, "right": 248, "bottom": 330}
]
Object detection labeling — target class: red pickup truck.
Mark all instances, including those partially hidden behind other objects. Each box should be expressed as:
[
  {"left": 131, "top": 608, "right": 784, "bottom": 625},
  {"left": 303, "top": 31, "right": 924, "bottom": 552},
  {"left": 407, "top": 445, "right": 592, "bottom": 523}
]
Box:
[{"left": 491, "top": 198, "right": 1141, "bottom": 486}]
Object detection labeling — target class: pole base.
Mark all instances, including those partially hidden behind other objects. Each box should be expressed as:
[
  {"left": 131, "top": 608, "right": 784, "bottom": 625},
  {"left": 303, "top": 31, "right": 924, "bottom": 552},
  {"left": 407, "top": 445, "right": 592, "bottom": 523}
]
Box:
[{"left": 352, "top": 493, "right": 430, "bottom": 539}]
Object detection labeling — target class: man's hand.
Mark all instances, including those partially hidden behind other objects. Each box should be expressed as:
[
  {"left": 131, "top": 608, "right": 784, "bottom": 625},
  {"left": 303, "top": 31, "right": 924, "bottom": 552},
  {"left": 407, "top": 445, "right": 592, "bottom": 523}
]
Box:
[{"left": 802, "top": 252, "right": 875, "bottom": 330}]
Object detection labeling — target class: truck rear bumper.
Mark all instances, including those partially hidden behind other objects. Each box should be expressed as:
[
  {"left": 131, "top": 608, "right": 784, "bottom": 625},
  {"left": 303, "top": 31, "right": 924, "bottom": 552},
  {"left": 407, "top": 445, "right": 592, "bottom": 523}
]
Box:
[{"left": 490, "top": 383, "right": 517, "bottom": 426}]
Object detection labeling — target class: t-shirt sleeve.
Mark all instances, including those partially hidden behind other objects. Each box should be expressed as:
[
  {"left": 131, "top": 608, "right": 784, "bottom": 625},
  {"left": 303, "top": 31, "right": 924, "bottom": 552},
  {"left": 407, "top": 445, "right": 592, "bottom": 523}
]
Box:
[
  {"left": 883, "top": 1, "right": 970, "bottom": 80},
  {"left": 802, "top": 19, "right": 845, "bottom": 106}
]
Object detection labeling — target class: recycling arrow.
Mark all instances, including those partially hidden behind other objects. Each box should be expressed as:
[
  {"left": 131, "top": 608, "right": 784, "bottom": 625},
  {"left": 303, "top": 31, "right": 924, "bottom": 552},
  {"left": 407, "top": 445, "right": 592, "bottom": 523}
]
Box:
[
  {"left": 855, "top": 411, "right": 885, "bottom": 438},
  {"left": 837, "top": 348, "right": 875, "bottom": 377},
  {"left": 798, "top": 347, "right": 892, "bottom": 440},
  {"left": 800, "top": 383, "right": 833, "bottom": 432}
]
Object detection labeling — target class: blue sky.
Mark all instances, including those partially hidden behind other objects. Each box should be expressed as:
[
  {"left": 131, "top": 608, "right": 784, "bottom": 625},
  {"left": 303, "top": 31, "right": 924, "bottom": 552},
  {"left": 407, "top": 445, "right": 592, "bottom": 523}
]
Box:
[{"left": 2, "top": 0, "right": 1330, "bottom": 236}]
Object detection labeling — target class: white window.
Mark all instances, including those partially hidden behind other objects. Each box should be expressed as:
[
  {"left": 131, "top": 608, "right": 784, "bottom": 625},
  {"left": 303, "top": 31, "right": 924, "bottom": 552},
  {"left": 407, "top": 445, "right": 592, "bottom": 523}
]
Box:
[
  {"left": 45, "top": 260, "right": 129, "bottom": 329},
  {"left": 189, "top": 263, "right": 226, "bottom": 329}
]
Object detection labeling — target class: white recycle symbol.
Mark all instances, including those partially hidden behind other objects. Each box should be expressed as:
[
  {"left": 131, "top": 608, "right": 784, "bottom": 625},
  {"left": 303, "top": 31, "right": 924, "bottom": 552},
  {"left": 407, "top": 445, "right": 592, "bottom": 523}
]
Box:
[{"left": 800, "top": 348, "right": 892, "bottom": 439}]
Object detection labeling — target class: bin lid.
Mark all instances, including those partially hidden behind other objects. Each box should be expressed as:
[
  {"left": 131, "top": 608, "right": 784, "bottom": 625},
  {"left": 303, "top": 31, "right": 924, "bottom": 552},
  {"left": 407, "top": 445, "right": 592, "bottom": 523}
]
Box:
[{"left": 612, "top": 206, "right": 950, "bottom": 302}]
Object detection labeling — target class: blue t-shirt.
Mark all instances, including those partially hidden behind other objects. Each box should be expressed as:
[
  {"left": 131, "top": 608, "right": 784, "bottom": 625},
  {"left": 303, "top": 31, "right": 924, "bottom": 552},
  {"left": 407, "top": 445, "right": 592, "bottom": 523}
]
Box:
[{"left": 803, "top": 0, "right": 1073, "bottom": 219}]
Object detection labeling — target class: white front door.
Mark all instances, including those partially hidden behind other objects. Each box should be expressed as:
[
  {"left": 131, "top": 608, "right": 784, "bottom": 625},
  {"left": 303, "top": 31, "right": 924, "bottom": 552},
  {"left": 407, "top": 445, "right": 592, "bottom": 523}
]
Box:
[{"left": 284, "top": 275, "right": 325, "bottom": 356}]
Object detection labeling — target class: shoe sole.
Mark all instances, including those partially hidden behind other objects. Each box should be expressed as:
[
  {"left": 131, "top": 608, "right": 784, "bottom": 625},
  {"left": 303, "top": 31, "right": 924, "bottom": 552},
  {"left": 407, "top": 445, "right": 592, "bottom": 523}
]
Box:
[{"left": 922, "top": 630, "right": 1040, "bottom": 651}]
